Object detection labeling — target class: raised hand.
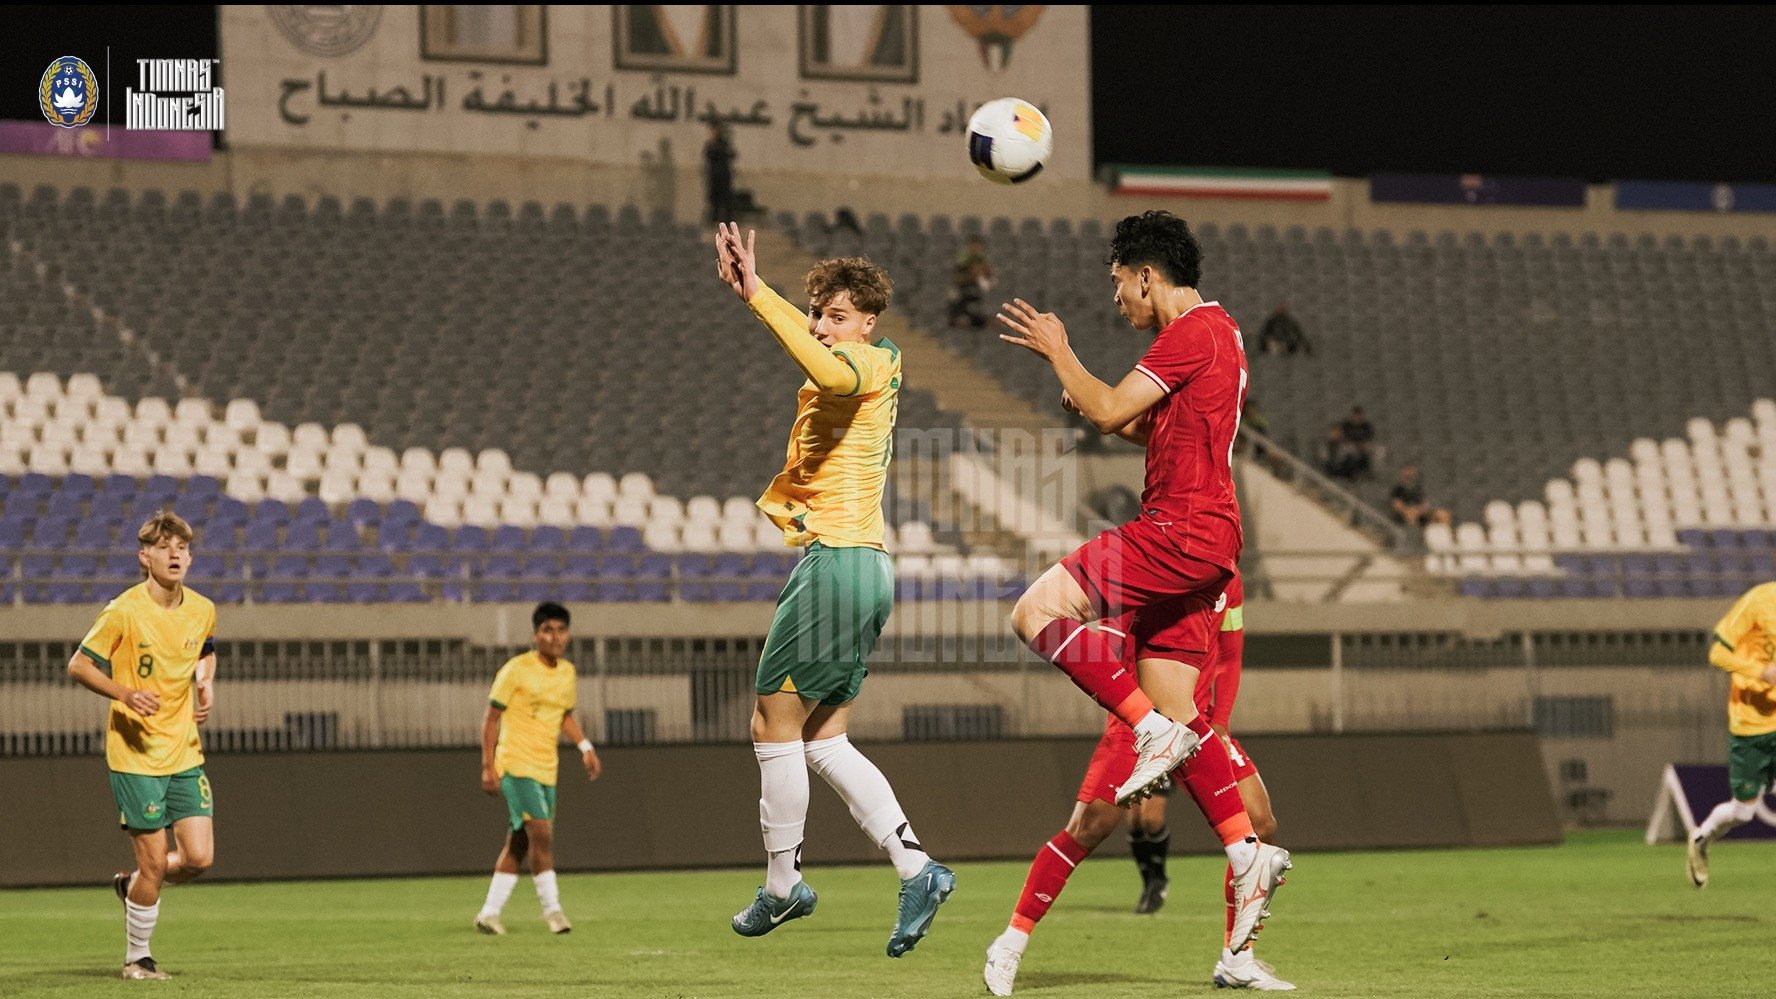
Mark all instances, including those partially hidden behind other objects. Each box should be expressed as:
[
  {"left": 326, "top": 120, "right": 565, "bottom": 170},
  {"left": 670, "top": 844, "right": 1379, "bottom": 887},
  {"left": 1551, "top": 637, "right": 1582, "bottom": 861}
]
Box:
[
  {"left": 715, "top": 221, "right": 760, "bottom": 301},
  {"left": 997, "top": 298, "right": 1071, "bottom": 362}
]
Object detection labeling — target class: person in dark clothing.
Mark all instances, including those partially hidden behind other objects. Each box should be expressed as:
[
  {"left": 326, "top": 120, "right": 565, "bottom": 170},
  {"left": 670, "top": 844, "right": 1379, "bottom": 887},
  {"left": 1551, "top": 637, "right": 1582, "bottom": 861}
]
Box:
[
  {"left": 948, "top": 236, "right": 994, "bottom": 330},
  {"left": 703, "top": 123, "right": 736, "bottom": 225},
  {"left": 1389, "top": 464, "right": 1451, "bottom": 526},
  {"left": 1257, "top": 302, "right": 1312, "bottom": 356},
  {"left": 1338, "top": 405, "right": 1375, "bottom": 477}
]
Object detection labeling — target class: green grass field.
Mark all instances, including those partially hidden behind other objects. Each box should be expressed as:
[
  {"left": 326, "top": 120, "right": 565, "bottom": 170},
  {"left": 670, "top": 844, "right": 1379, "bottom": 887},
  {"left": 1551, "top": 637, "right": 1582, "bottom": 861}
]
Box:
[{"left": 0, "top": 829, "right": 1764, "bottom": 998}]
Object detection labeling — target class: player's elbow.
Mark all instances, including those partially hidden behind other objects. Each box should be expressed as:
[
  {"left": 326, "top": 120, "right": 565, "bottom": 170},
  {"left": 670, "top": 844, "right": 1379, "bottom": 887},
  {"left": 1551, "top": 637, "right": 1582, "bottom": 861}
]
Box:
[{"left": 66, "top": 654, "right": 88, "bottom": 679}]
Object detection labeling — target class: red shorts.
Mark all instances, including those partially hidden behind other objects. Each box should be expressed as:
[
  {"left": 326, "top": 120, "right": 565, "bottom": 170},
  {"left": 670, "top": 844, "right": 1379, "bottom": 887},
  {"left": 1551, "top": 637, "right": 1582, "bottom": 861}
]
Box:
[
  {"left": 1063, "top": 517, "right": 1233, "bottom": 665},
  {"left": 1077, "top": 719, "right": 1258, "bottom": 804}
]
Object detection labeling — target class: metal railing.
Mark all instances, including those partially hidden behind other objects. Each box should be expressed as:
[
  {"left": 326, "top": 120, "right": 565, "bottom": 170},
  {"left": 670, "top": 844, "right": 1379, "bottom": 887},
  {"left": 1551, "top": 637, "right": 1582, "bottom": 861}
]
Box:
[{"left": 1237, "top": 426, "right": 1412, "bottom": 551}]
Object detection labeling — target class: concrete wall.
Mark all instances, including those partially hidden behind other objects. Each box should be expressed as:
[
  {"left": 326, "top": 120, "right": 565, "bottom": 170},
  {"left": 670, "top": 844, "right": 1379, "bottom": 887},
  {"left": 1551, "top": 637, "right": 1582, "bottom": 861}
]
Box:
[{"left": 1, "top": 731, "right": 1559, "bottom": 887}]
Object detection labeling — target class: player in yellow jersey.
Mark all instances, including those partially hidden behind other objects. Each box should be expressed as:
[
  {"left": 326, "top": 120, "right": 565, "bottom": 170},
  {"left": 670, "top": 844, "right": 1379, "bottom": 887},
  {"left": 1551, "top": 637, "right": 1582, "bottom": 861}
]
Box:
[
  {"left": 474, "top": 602, "right": 601, "bottom": 934},
  {"left": 714, "top": 222, "right": 955, "bottom": 958},
  {"left": 1688, "top": 579, "right": 1776, "bottom": 887},
  {"left": 66, "top": 511, "right": 217, "bottom": 981}
]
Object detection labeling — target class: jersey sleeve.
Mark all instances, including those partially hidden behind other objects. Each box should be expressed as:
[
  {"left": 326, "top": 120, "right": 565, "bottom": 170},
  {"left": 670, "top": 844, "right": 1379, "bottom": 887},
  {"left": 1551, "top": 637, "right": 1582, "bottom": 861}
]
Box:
[
  {"left": 1714, "top": 586, "right": 1771, "bottom": 653},
  {"left": 78, "top": 603, "right": 126, "bottom": 671},
  {"left": 488, "top": 662, "right": 518, "bottom": 710},
  {"left": 1134, "top": 320, "right": 1215, "bottom": 394},
  {"left": 830, "top": 344, "right": 892, "bottom": 396}
]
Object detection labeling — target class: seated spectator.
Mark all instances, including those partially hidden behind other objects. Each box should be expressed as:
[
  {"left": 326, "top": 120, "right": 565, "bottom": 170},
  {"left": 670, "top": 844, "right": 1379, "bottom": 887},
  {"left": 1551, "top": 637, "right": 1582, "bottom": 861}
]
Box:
[
  {"left": 1338, "top": 405, "right": 1375, "bottom": 477},
  {"left": 1320, "top": 423, "right": 1363, "bottom": 480},
  {"left": 1389, "top": 464, "right": 1452, "bottom": 527},
  {"left": 947, "top": 236, "right": 994, "bottom": 330},
  {"left": 1258, "top": 301, "right": 1313, "bottom": 356}
]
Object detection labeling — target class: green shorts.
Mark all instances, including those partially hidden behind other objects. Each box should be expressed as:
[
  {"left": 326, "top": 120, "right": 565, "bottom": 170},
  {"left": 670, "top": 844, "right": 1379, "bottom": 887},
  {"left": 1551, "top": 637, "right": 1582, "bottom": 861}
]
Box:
[
  {"left": 111, "top": 766, "right": 213, "bottom": 831},
  {"left": 1728, "top": 731, "right": 1776, "bottom": 801},
  {"left": 755, "top": 543, "right": 895, "bottom": 707},
  {"left": 501, "top": 774, "right": 557, "bottom": 830}
]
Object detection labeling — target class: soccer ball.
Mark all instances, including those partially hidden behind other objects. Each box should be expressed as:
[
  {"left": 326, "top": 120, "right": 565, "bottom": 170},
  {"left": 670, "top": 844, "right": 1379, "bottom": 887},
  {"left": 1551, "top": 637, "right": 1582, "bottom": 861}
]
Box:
[{"left": 966, "top": 98, "right": 1053, "bottom": 185}]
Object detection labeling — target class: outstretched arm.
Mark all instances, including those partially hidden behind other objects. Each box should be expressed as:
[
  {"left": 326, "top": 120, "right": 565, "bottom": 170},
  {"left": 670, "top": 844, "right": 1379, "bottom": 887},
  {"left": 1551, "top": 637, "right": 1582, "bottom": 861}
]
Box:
[
  {"left": 1002, "top": 299, "right": 1164, "bottom": 433},
  {"left": 715, "top": 223, "right": 856, "bottom": 393}
]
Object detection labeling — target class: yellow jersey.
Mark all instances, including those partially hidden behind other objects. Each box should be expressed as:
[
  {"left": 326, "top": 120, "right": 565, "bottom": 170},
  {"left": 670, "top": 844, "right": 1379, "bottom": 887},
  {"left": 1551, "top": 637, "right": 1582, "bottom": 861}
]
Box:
[
  {"left": 80, "top": 582, "right": 216, "bottom": 776},
  {"left": 1713, "top": 581, "right": 1776, "bottom": 736},
  {"left": 757, "top": 338, "right": 902, "bottom": 549},
  {"left": 489, "top": 651, "right": 577, "bottom": 785}
]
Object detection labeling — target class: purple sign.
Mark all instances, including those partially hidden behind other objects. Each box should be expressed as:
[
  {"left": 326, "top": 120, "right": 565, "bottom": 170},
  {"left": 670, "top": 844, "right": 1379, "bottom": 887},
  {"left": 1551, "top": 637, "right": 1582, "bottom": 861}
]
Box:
[
  {"left": 1370, "top": 172, "right": 1587, "bottom": 208},
  {"left": 1616, "top": 179, "right": 1776, "bottom": 214},
  {"left": 0, "top": 119, "right": 210, "bottom": 162},
  {"left": 1646, "top": 763, "right": 1776, "bottom": 843}
]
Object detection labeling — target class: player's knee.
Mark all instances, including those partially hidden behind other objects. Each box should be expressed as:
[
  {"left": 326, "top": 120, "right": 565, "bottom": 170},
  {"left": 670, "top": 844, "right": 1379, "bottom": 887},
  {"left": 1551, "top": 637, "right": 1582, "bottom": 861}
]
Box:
[
  {"left": 525, "top": 821, "right": 554, "bottom": 850},
  {"left": 1067, "top": 806, "right": 1121, "bottom": 850},
  {"left": 1731, "top": 798, "right": 1758, "bottom": 822}
]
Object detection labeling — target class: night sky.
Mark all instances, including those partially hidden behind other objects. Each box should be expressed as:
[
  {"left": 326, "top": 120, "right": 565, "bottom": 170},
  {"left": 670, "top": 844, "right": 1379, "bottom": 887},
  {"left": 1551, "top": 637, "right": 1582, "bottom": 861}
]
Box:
[{"left": 1090, "top": 5, "right": 1776, "bottom": 183}]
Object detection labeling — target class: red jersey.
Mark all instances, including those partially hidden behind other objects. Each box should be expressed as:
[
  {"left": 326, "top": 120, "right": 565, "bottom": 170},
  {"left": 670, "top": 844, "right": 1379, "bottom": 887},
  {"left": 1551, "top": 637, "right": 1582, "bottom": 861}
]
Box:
[{"left": 1131, "top": 301, "right": 1248, "bottom": 570}]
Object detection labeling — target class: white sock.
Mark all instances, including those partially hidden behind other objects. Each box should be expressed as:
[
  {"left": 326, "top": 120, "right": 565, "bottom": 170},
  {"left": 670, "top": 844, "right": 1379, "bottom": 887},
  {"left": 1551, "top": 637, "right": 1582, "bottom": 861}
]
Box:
[
  {"left": 994, "top": 926, "right": 1031, "bottom": 955},
  {"left": 479, "top": 871, "right": 518, "bottom": 918},
  {"left": 805, "top": 734, "right": 930, "bottom": 879},
  {"left": 1697, "top": 799, "right": 1758, "bottom": 842},
  {"left": 1222, "top": 946, "right": 1252, "bottom": 965},
  {"left": 1226, "top": 836, "right": 1259, "bottom": 873},
  {"left": 1132, "top": 710, "right": 1172, "bottom": 739},
  {"left": 125, "top": 899, "right": 158, "bottom": 964},
  {"left": 757, "top": 740, "right": 808, "bottom": 897},
  {"left": 534, "top": 870, "right": 561, "bottom": 915}
]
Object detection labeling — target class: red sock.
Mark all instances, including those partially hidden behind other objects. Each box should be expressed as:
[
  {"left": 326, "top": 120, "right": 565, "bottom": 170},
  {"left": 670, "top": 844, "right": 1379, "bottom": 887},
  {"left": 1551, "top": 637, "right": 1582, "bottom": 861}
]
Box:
[
  {"left": 1029, "top": 620, "right": 1154, "bottom": 728},
  {"left": 1010, "top": 831, "right": 1090, "bottom": 931},
  {"left": 1176, "top": 717, "right": 1254, "bottom": 845},
  {"left": 1223, "top": 862, "right": 1236, "bottom": 947}
]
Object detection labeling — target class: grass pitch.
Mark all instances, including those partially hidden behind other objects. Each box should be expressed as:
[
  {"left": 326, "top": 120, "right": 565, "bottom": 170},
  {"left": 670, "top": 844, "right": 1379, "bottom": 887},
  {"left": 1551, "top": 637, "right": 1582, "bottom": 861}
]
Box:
[{"left": 0, "top": 829, "right": 1764, "bottom": 998}]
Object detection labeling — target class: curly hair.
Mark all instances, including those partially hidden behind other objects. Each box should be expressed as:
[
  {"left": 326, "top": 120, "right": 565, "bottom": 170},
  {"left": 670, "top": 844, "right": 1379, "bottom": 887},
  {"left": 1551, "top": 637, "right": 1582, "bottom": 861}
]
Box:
[
  {"left": 1106, "top": 210, "right": 1203, "bottom": 289},
  {"left": 806, "top": 256, "right": 893, "bottom": 315}
]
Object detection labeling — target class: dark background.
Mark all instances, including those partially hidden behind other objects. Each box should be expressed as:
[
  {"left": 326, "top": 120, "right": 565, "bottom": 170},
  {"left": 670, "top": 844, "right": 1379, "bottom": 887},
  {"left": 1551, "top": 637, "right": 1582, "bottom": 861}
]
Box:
[
  {"left": 1091, "top": 5, "right": 1776, "bottom": 183},
  {"left": 5, "top": 7, "right": 1775, "bottom": 184}
]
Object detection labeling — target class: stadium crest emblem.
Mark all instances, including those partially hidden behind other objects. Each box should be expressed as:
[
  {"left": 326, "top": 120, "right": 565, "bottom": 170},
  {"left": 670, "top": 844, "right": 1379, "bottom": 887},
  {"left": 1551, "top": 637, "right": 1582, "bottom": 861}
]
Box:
[
  {"left": 269, "top": 5, "right": 384, "bottom": 58},
  {"left": 40, "top": 56, "right": 99, "bottom": 128},
  {"left": 946, "top": 5, "right": 1047, "bottom": 72}
]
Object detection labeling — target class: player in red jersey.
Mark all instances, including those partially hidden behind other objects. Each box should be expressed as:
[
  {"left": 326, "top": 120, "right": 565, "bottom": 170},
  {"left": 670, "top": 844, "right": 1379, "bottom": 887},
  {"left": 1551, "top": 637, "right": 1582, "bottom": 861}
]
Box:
[
  {"left": 982, "top": 573, "right": 1295, "bottom": 993},
  {"left": 996, "top": 210, "right": 1288, "bottom": 957}
]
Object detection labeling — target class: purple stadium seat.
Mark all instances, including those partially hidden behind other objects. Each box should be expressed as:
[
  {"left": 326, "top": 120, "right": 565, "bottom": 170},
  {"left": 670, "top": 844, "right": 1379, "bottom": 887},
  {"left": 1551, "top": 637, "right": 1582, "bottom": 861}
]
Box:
[
  {"left": 252, "top": 499, "right": 291, "bottom": 526},
  {"left": 595, "top": 553, "right": 635, "bottom": 601},
  {"left": 633, "top": 553, "right": 671, "bottom": 601},
  {"left": 606, "top": 526, "right": 643, "bottom": 552},
  {"left": 323, "top": 520, "right": 360, "bottom": 550},
  {"left": 0, "top": 520, "right": 24, "bottom": 549},
  {"left": 531, "top": 525, "right": 566, "bottom": 551},
  {"left": 676, "top": 553, "right": 714, "bottom": 601},
  {"left": 49, "top": 553, "right": 96, "bottom": 603},
  {"left": 349, "top": 553, "right": 393, "bottom": 602},
  {"left": 99, "top": 473, "right": 137, "bottom": 500},
  {"left": 1675, "top": 528, "right": 1708, "bottom": 549},
  {"left": 492, "top": 525, "right": 527, "bottom": 551},
  {"left": 244, "top": 521, "right": 280, "bottom": 550},
  {"left": 346, "top": 498, "right": 382, "bottom": 527},
  {"left": 183, "top": 475, "right": 221, "bottom": 500},
  {"left": 285, "top": 520, "right": 321, "bottom": 550},
  {"left": 567, "top": 526, "right": 603, "bottom": 551},
  {"left": 17, "top": 472, "right": 53, "bottom": 501},
  {"left": 20, "top": 554, "right": 54, "bottom": 602},
  {"left": 59, "top": 473, "right": 94, "bottom": 499},
  {"left": 45, "top": 492, "right": 82, "bottom": 519},
  {"left": 100, "top": 553, "right": 138, "bottom": 587},
  {"left": 384, "top": 499, "right": 421, "bottom": 527},
  {"left": 476, "top": 554, "right": 522, "bottom": 602},
  {"left": 29, "top": 518, "right": 73, "bottom": 546},
  {"left": 142, "top": 474, "right": 180, "bottom": 503},
  {"left": 73, "top": 519, "right": 114, "bottom": 549},
  {"left": 454, "top": 525, "right": 490, "bottom": 552},
  {"left": 379, "top": 521, "right": 417, "bottom": 551}
]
